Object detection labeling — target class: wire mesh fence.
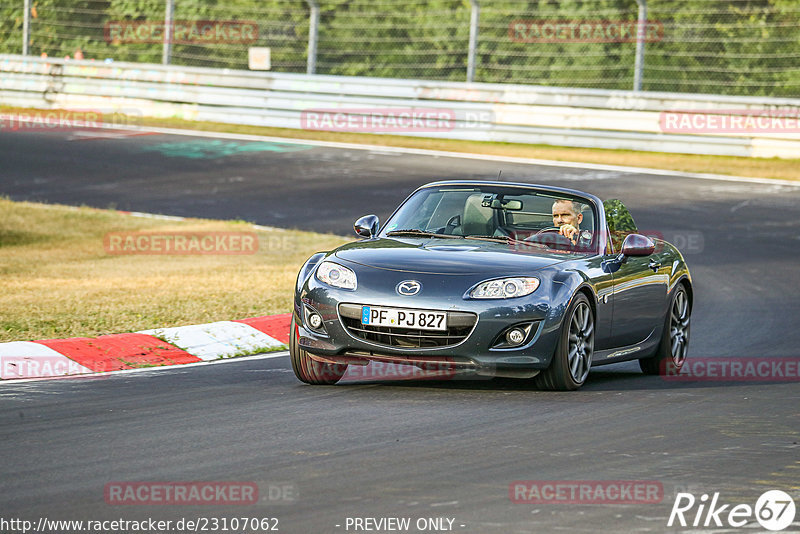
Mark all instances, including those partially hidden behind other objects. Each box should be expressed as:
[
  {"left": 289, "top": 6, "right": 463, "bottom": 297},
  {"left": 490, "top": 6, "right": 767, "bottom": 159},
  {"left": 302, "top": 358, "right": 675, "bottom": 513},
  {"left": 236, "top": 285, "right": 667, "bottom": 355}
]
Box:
[{"left": 1, "top": 0, "right": 798, "bottom": 97}]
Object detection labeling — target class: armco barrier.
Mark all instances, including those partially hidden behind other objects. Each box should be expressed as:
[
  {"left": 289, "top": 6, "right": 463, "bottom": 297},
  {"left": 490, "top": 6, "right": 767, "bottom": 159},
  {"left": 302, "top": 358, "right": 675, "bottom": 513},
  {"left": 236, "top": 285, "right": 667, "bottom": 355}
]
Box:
[{"left": 1, "top": 54, "right": 799, "bottom": 158}]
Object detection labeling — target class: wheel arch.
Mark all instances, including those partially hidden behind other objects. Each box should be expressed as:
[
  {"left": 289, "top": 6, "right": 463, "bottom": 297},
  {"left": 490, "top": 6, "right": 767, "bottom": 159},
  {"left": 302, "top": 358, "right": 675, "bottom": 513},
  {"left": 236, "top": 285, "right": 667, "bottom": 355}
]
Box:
[{"left": 670, "top": 275, "right": 693, "bottom": 311}]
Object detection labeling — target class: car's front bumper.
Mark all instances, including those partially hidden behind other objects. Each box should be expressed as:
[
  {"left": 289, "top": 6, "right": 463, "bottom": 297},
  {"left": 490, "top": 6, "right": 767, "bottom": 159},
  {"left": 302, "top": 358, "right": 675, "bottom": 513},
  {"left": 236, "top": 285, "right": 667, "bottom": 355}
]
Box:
[{"left": 295, "top": 269, "right": 564, "bottom": 376}]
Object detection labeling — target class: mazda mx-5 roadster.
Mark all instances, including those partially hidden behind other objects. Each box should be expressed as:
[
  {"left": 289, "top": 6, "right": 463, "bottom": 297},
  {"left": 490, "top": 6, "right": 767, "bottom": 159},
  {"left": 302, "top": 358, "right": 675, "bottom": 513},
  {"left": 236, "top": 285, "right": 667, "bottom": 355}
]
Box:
[{"left": 291, "top": 180, "right": 692, "bottom": 390}]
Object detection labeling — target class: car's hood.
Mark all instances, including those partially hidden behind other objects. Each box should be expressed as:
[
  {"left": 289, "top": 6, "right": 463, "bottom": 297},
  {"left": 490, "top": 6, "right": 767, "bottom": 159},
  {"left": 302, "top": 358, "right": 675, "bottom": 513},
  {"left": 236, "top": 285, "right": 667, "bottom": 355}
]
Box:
[{"left": 333, "top": 237, "right": 575, "bottom": 275}]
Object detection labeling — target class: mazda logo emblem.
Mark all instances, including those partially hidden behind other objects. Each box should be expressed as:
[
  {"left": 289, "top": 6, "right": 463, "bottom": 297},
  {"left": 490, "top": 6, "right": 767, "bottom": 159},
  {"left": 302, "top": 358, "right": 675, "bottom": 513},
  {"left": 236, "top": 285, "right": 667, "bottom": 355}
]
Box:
[{"left": 396, "top": 280, "right": 421, "bottom": 296}]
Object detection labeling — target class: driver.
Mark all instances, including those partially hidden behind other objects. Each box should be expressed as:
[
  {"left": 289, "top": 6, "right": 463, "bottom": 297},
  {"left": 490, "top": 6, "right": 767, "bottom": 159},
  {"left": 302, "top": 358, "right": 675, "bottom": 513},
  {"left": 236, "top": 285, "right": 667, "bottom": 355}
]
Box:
[{"left": 552, "top": 199, "right": 589, "bottom": 245}]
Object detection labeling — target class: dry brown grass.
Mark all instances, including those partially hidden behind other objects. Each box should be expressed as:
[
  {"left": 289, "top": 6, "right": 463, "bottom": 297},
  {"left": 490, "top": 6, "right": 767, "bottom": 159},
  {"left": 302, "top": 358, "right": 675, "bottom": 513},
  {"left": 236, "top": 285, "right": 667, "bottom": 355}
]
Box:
[{"left": 0, "top": 198, "right": 350, "bottom": 342}]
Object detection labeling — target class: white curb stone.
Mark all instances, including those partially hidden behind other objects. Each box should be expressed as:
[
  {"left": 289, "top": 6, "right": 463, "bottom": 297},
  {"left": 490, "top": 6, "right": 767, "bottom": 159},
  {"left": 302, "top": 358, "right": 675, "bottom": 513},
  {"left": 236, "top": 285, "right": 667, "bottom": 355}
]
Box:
[{"left": 140, "top": 321, "right": 285, "bottom": 361}]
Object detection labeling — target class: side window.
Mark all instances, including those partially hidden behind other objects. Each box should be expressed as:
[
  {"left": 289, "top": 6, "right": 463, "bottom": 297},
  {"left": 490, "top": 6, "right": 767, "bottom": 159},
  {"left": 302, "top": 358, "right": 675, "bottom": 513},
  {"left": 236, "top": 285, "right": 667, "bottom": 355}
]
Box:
[{"left": 603, "top": 199, "right": 637, "bottom": 253}]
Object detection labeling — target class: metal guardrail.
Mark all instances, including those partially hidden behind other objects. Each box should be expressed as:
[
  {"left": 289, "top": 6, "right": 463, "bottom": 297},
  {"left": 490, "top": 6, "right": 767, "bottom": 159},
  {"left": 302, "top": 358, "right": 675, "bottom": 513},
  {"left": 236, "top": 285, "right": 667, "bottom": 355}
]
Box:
[{"left": 2, "top": 54, "right": 799, "bottom": 158}]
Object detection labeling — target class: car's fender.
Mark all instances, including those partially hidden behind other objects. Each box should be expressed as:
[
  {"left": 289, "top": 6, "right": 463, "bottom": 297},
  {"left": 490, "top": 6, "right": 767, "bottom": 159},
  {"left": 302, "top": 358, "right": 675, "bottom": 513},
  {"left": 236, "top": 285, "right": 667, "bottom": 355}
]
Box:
[
  {"left": 296, "top": 252, "right": 327, "bottom": 293},
  {"left": 532, "top": 268, "right": 598, "bottom": 357}
]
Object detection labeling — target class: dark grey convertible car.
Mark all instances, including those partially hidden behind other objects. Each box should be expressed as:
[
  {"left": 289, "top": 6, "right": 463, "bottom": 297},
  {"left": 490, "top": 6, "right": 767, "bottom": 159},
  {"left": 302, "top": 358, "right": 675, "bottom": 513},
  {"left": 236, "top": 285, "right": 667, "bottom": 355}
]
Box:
[{"left": 291, "top": 181, "right": 692, "bottom": 390}]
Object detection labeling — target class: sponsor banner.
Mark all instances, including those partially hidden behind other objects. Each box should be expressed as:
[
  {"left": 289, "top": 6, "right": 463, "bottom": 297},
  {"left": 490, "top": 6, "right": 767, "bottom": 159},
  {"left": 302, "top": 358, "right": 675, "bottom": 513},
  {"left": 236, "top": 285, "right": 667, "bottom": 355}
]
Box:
[
  {"left": 662, "top": 357, "right": 800, "bottom": 382},
  {"left": 510, "top": 480, "right": 664, "bottom": 504},
  {"left": 660, "top": 109, "right": 800, "bottom": 134},
  {"left": 509, "top": 20, "right": 664, "bottom": 43},
  {"left": 104, "top": 232, "right": 258, "bottom": 255},
  {"left": 104, "top": 20, "right": 259, "bottom": 44}
]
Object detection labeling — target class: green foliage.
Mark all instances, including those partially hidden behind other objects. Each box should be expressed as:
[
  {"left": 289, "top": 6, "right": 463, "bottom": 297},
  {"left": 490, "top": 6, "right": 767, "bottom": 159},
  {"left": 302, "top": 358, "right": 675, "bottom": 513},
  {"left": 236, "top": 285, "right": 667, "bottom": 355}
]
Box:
[{"left": 0, "top": 0, "right": 797, "bottom": 96}]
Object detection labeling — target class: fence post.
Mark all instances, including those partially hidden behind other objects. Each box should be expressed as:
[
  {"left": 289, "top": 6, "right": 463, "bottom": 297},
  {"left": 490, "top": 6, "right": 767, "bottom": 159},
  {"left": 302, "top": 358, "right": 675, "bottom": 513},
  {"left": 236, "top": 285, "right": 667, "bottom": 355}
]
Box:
[
  {"left": 22, "top": 0, "right": 31, "bottom": 55},
  {"left": 306, "top": 0, "right": 319, "bottom": 74},
  {"left": 162, "top": 0, "right": 175, "bottom": 65},
  {"left": 467, "top": 0, "right": 479, "bottom": 82},
  {"left": 633, "top": 0, "right": 647, "bottom": 91}
]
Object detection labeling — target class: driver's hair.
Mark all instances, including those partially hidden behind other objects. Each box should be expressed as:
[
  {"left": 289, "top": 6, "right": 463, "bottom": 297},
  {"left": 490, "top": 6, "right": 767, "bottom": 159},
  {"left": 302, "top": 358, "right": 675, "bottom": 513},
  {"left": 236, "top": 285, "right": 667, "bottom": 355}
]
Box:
[{"left": 552, "top": 199, "right": 582, "bottom": 216}]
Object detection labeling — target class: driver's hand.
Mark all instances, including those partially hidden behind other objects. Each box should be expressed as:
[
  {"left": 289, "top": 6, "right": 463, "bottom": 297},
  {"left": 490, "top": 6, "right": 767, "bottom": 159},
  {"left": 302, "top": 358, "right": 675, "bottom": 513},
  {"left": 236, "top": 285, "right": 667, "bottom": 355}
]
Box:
[{"left": 559, "top": 224, "right": 579, "bottom": 243}]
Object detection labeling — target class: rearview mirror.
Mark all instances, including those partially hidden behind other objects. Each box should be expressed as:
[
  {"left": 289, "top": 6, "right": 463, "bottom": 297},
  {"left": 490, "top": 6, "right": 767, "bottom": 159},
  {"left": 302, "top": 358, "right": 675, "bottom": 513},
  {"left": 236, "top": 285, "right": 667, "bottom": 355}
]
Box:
[
  {"left": 492, "top": 199, "right": 522, "bottom": 210},
  {"left": 354, "top": 214, "right": 379, "bottom": 238},
  {"left": 487, "top": 198, "right": 523, "bottom": 210}
]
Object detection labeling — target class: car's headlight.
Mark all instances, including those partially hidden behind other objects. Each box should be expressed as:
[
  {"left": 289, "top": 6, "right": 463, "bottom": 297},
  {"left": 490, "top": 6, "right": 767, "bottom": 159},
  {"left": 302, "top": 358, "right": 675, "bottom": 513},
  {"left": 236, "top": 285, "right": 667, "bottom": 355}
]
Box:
[
  {"left": 469, "top": 277, "right": 539, "bottom": 299},
  {"left": 315, "top": 261, "right": 357, "bottom": 290}
]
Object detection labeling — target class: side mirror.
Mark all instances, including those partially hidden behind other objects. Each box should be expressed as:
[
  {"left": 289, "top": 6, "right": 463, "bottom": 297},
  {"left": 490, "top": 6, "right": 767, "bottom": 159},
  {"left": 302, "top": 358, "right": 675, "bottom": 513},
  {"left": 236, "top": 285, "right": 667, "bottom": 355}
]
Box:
[
  {"left": 602, "top": 233, "right": 655, "bottom": 274},
  {"left": 621, "top": 233, "right": 655, "bottom": 257},
  {"left": 354, "top": 214, "right": 379, "bottom": 238}
]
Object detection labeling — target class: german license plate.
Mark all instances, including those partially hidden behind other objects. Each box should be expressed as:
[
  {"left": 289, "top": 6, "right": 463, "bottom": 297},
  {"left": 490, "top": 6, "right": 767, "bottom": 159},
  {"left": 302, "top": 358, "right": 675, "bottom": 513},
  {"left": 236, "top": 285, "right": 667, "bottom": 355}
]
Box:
[{"left": 361, "top": 306, "right": 447, "bottom": 331}]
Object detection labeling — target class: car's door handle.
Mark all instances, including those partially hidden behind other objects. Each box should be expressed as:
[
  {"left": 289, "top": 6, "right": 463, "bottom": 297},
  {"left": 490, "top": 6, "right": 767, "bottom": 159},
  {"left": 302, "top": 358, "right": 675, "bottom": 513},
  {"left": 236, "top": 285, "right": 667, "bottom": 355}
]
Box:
[{"left": 648, "top": 260, "right": 661, "bottom": 272}]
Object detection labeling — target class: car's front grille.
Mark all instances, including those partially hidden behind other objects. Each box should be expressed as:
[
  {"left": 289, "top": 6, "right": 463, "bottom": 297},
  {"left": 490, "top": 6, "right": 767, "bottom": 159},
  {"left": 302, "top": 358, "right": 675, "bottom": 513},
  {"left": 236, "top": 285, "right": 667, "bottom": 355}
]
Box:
[{"left": 338, "top": 304, "right": 477, "bottom": 349}]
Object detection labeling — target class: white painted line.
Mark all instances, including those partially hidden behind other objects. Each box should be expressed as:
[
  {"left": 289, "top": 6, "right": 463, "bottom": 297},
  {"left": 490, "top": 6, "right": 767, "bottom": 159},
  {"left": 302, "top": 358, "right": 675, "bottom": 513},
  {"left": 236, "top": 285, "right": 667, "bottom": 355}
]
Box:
[
  {"left": 0, "top": 341, "right": 94, "bottom": 379},
  {"left": 68, "top": 130, "right": 145, "bottom": 141},
  {"left": 90, "top": 121, "right": 800, "bottom": 187},
  {"left": 118, "top": 211, "right": 286, "bottom": 232},
  {"left": 140, "top": 321, "right": 285, "bottom": 360},
  {"left": 125, "top": 211, "right": 187, "bottom": 221},
  {"left": 0, "top": 351, "right": 289, "bottom": 384}
]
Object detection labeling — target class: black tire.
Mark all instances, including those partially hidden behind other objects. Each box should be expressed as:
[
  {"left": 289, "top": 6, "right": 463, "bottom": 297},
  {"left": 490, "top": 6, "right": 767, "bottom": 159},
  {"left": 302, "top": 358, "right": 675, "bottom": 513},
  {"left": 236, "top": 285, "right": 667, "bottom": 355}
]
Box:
[
  {"left": 639, "top": 284, "right": 691, "bottom": 375},
  {"left": 290, "top": 317, "right": 348, "bottom": 385},
  {"left": 535, "top": 293, "right": 594, "bottom": 391}
]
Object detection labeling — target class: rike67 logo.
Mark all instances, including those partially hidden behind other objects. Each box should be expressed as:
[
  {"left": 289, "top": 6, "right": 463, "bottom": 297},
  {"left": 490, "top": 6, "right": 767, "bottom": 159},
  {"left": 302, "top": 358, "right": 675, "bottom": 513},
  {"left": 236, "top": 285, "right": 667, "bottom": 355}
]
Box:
[{"left": 668, "top": 490, "right": 796, "bottom": 531}]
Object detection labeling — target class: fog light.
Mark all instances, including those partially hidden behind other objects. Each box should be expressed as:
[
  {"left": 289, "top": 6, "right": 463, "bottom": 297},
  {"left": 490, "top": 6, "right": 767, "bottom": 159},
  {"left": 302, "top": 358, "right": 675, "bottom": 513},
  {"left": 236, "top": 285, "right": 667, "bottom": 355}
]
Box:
[
  {"left": 506, "top": 328, "right": 526, "bottom": 346},
  {"left": 308, "top": 313, "right": 323, "bottom": 330}
]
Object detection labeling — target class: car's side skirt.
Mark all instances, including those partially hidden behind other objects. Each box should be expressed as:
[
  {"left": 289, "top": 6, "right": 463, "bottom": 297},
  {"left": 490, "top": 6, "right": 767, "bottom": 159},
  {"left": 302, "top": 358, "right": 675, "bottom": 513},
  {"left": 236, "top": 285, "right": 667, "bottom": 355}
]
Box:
[{"left": 592, "top": 328, "right": 659, "bottom": 366}]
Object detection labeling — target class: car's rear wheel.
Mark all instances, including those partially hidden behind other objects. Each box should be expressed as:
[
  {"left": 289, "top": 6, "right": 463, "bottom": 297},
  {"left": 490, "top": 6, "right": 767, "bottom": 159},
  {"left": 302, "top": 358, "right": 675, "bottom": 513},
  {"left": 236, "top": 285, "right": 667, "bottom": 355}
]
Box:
[
  {"left": 535, "top": 293, "right": 594, "bottom": 391},
  {"left": 639, "top": 284, "right": 691, "bottom": 375},
  {"left": 290, "top": 317, "right": 348, "bottom": 385}
]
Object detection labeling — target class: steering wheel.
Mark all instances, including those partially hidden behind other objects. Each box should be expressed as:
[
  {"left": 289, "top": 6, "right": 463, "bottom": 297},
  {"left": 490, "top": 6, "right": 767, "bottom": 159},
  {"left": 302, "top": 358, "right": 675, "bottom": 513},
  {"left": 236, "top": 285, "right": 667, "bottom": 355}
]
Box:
[{"left": 524, "top": 227, "right": 575, "bottom": 248}]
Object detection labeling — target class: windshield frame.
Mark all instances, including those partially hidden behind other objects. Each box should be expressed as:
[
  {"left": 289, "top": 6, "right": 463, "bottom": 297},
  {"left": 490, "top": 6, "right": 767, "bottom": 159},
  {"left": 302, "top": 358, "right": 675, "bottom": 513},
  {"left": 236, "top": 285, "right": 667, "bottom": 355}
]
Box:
[{"left": 379, "top": 181, "right": 608, "bottom": 256}]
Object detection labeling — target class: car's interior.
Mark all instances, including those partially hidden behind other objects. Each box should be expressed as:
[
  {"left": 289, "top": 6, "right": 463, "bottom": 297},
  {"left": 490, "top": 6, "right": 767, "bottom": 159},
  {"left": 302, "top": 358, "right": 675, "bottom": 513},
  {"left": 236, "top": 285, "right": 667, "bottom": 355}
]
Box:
[{"left": 390, "top": 187, "right": 597, "bottom": 252}]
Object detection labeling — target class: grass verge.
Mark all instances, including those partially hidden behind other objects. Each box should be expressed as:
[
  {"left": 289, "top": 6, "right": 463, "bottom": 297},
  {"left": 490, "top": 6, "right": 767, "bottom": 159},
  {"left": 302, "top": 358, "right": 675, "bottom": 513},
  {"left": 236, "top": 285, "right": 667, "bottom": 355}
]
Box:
[
  {"left": 0, "top": 198, "right": 350, "bottom": 342},
  {"left": 3, "top": 105, "right": 797, "bottom": 181}
]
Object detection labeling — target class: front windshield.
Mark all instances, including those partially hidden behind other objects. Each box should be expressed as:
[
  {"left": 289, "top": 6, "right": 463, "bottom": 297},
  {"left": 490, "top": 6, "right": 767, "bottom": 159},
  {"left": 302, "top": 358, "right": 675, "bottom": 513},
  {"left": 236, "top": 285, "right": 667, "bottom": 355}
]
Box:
[{"left": 381, "top": 185, "right": 598, "bottom": 253}]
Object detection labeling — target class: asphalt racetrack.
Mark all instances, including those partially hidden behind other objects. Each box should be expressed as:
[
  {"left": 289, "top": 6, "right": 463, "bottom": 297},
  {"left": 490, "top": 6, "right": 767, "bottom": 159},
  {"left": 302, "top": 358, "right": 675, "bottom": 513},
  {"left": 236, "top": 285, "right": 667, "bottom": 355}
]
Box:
[{"left": 1, "top": 128, "right": 799, "bottom": 533}]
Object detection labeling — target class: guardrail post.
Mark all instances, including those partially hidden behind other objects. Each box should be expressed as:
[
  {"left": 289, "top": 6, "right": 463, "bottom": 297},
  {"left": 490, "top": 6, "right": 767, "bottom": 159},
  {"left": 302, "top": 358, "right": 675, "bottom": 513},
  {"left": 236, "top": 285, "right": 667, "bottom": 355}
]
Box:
[
  {"left": 22, "top": 0, "right": 31, "bottom": 55},
  {"left": 467, "top": 0, "right": 479, "bottom": 82},
  {"left": 162, "top": 0, "right": 175, "bottom": 65},
  {"left": 305, "top": 0, "right": 319, "bottom": 74},
  {"left": 633, "top": 0, "right": 647, "bottom": 91}
]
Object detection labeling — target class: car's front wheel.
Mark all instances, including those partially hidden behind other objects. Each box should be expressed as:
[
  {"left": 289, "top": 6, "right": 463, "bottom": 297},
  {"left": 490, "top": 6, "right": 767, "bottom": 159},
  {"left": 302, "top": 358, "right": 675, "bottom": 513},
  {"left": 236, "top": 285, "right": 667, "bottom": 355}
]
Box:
[
  {"left": 290, "top": 317, "right": 348, "bottom": 385},
  {"left": 639, "top": 284, "right": 691, "bottom": 375},
  {"left": 535, "top": 293, "right": 594, "bottom": 391}
]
